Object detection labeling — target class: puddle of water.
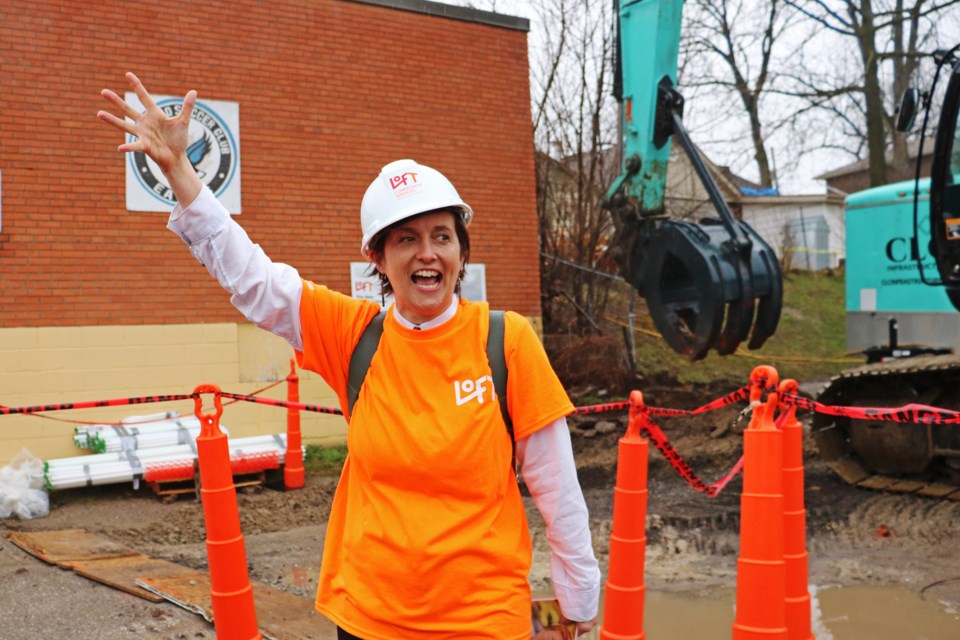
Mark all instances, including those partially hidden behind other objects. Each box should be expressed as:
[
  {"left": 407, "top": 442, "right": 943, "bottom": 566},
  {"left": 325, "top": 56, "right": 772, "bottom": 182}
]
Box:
[
  {"left": 589, "top": 585, "right": 960, "bottom": 639},
  {"left": 812, "top": 584, "right": 960, "bottom": 640},
  {"left": 643, "top": 589, "right": 735, "bottom": 638}
]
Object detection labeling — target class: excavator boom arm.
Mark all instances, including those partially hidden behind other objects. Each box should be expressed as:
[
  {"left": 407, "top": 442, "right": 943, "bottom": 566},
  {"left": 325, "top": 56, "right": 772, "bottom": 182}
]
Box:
[{"left": 605, "top": 0, "right": 783, "bottom": 360}]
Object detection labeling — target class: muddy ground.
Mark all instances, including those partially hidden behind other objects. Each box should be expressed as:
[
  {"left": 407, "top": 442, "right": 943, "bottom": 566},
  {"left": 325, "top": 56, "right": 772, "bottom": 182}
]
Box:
[{"left": 2, "top": 383, "right": 960, "bottom": 638}]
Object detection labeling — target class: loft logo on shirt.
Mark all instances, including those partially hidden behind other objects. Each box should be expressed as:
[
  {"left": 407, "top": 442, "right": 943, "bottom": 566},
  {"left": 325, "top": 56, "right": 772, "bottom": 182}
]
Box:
[
  {"left": 454, "top": 375, "right": 496, "bottom": 406},
  {"left": 129, "top": 98, "right": 239, "bottom": 205}
]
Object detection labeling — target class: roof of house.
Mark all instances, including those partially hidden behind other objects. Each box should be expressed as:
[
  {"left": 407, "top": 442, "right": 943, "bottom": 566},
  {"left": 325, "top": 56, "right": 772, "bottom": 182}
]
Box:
[{"left": 814, "top": 137, "right": 934, "bottom": 180}]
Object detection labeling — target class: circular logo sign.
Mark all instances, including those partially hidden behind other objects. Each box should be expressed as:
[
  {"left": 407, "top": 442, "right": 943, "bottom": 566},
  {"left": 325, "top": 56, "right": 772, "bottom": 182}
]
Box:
[{"left": 128, "top": 99, "right": 238, "bottom": 205}]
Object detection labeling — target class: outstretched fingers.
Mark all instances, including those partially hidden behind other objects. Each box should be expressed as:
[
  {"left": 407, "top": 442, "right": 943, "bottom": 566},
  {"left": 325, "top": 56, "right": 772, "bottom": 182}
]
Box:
[
  {"left": 125, "top": 72, "right": 157, "bottom": 111},
  {"left": 99, "top": 88, "right": 141, "bottom": 120},
  {"left": 97, "top": 72, "right": 199, "bottom": 174},
  {"left": 96, "top": 106, "right": 136, "bottom": 135},
  {"left": 178, "top": 89, "right": 197, "bottom": 125}
]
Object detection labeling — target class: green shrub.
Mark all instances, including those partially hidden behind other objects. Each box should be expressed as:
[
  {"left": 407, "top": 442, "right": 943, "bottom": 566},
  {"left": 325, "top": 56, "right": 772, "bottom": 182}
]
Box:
[{"left": 304, "top": 444, "right": 348, "bottom": 477}]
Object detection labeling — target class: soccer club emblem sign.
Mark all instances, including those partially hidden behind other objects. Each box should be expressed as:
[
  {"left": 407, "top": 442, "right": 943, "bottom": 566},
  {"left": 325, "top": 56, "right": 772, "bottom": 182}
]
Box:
[{"left": 124, "top": 93, "right": 242, "bottom": 213}]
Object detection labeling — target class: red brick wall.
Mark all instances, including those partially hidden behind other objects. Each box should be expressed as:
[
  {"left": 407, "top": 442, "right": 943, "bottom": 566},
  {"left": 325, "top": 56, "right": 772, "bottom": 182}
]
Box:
[{"left": 0, "top": 0, "right": 540, "bottom": 327}]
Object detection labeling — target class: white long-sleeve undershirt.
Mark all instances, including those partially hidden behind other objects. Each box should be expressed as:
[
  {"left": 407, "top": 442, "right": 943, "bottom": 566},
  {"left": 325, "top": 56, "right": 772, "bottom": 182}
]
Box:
[{"left": 167, "top": 185, "right": 600, "bottom": 622}]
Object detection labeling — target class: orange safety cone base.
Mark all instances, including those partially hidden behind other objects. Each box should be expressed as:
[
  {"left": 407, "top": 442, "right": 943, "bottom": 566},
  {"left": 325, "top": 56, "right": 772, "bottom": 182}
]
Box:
[
  {"left": 600, "top": 390, "right": 649, "bottom": 640},
  {"left": 193, "top": 385, "right": 261, "bottom": 640}
]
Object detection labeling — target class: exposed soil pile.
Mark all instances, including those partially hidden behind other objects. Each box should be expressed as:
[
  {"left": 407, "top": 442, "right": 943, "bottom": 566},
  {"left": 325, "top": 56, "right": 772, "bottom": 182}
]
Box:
[{"left": 2, "top": 381, "right": 960, "bottom": 639}]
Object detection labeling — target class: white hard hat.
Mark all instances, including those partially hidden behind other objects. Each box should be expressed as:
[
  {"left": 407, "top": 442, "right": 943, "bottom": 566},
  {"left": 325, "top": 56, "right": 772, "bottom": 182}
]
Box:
[{"left": 360, "top": 159, "right": 473, "bottom": 255}]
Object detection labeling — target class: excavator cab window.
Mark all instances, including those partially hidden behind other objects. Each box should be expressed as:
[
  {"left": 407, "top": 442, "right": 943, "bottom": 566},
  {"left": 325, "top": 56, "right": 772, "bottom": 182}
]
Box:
[{"left": 929, "top": 50, "right": 960, "bottom": 305}]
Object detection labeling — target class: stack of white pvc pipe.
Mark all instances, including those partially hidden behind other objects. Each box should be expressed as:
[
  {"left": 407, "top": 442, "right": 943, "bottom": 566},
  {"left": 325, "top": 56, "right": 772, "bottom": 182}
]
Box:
[
  {"left": 73, "top": 411, "right": 182, "bottom": 450},
  {"left": 45, "top": 433, "right": 294, "bottom": 491},
  {"left": 80, "top": 416, "right": 228, "bottom": 454}
]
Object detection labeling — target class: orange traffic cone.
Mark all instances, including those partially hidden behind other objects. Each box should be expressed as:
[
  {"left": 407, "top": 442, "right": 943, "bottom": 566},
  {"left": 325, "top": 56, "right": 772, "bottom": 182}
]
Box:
[
  {"left": 284, "top": 359, "right": 305, "bottom": 490},
  {"left": 599, "top": 389, "right": 648, "bottom": 640},
  {"left": 732, "top": 366, "right": 787, "bottom": 639},
  {"left": 194, "top": 385, "right": 262, "bottom": 640},
  {"left": 779, "top": 379, "right": 814, "bottom": 640}
]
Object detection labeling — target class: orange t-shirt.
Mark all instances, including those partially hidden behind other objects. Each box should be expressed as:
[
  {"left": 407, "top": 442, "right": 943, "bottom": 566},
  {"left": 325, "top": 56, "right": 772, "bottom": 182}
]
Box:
[{"left": 296, "top": 282, "right": 574, "bottom": 639}]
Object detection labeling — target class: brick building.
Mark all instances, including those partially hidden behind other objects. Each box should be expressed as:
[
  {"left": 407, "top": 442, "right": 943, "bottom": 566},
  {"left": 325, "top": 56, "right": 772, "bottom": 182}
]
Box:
[{"left": 0, "top": 0, "right": 539, "bottom": 462}]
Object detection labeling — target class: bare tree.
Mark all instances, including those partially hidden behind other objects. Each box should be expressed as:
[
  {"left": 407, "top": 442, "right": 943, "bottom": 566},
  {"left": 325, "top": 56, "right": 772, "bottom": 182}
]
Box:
[
  {"left": 682, "top": 0, "right": 798, "bottom": 188},
  {"left": 784, "top": 0, "right": 959, "bottom": 187},
  {"left": 530, "top": 0, "right": 619, "bottom": 334},
  {"left": 447, "top": 0, "right": 621, "bottom": 334}
]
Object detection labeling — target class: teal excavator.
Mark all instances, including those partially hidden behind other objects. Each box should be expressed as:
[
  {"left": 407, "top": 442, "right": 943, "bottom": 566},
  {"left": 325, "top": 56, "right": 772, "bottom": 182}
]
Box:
[
  {"left": 604, "top": 0, "right": 783, "bottom": 360},
  {"left": 611, "top": 1, "right": 960, "bottom": 491}
]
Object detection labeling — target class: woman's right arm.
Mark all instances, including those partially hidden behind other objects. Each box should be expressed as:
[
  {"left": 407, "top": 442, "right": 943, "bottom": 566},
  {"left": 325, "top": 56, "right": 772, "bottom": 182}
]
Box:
[
  {"left": 167, "top": 186, "right": 304, "bottom": 351},
  {"left": 98, "top": 73, "right": 303, "bottom": 350}
]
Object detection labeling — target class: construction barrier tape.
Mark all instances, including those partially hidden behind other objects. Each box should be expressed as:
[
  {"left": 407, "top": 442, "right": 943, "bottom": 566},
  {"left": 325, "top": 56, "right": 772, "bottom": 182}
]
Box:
[
  {"left": 0, "top": 391, "right": 343, "bottom": 417},
  {"left": 573, "top": 389, "right": 752, "bottom": 497},
  {"left": 571, "top": 387, "right": 749, "bottom": 417},
  {"left": 645, "top": 386, "right": 750, "bottom": 417},
  {"left": 218, "top": 392, "right": 344, "bottom": 415},
  {"left": 573, "top": 401, "right": 630, "bottom": 415},
  {"left": 0, "top": 394, "right": 194, "bottom": 415},
  {"left": 640, "top": 418, "right": 743, "bottom": 497},
  {"left": 781, "top": 391, "right": 960, "bottom": 424}
]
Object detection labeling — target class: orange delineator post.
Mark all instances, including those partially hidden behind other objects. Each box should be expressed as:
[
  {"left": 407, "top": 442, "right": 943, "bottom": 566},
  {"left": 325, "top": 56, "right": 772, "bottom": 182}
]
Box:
[
  {"left": 284, "top": 358, "right": 305, "bottom": 490},
  {"left": 599, "top": 389, "right": 648, "bottom": 640},
  {"left": 732, "top": 366, "right": 788, "bottom": 640},
  {"left": 193, "top": 384, "right": 262, "bottom": 640},
  {"left": 778, "top": 379, "right": 814, "bottom": 640}
]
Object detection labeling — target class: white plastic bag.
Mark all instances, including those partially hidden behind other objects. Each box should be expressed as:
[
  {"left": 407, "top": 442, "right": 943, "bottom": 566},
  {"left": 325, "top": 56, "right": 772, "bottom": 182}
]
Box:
[{"left": 0, "top": 448, "right": 49, "bottom": 519}]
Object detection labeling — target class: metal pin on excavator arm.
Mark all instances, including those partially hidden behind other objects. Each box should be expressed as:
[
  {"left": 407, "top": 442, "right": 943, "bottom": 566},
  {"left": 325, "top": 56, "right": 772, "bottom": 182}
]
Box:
[{"left": 604, "top": 0, "right": 782, "bottom": 360}]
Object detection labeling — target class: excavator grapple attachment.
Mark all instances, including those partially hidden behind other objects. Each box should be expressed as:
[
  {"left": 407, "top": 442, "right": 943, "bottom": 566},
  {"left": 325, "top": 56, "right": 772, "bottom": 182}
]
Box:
[{"left": 634, "top": 218, "right": 782, "bottom": 360}]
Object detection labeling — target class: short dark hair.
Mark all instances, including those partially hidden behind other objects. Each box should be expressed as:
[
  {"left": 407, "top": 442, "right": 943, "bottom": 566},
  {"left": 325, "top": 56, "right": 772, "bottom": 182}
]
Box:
[{"left": 366, "top": 208, "right": 471, "bottom": 298}]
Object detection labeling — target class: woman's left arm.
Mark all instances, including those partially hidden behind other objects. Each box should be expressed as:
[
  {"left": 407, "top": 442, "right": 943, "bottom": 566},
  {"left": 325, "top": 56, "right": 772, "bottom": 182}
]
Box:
[{"left": 517, "top": 418, "right": 601, "bottom": 633}]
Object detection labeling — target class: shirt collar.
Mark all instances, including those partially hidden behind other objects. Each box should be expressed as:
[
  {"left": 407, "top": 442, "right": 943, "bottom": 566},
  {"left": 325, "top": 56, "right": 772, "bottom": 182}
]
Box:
[{"left": 392, "top": 296, "right": 459, "bottom": 331}]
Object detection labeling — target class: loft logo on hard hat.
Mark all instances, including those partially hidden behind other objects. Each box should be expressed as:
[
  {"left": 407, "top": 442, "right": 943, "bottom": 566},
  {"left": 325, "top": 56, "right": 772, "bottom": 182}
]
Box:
[
  {"left": 129, "top": 98, "right": 239, "bottom": 205},
  {"left": 454, "top": 376, "right": 496, "bottom": 406},
  {"left": 389, "top": 172, "right": 418, "bottom": 190},
  {"left": 387, "top": 171, "right": 422, "bottom": 200}
]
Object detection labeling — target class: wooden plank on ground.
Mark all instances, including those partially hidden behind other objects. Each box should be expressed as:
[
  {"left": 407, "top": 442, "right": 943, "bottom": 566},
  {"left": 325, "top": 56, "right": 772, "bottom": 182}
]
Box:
[
  {"left": 887, "top": 480, "right": 926, "bottom": 494},
  {"left": 856, "top": 475, "right": 899, "bottom": 491},
  {"left": 136, "top": 574, "right": 212, "bottom": 621},
  {"left": 915, "top": 484, "right": 960, "bottom": 499},
  {"left": 828, "top": 459, "right": 871, "bottom": 484},
  {"left": 69, "top": 554, "right": 205, "bottom": 602},
  {"left": 3, "top": 529, "right": 138, "bottom": 566},
  {"left": 137, "top": 574, "right": 337, "bottom": 639}
]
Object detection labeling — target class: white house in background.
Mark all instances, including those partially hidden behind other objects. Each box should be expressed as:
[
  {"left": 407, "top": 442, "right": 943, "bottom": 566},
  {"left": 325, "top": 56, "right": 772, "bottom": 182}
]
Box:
[
  {"left": 739, "top": 193, "right": 846, "bottom": 270},
  {"left": 663, "top": 145, "right": 846, "bottom": 271}
]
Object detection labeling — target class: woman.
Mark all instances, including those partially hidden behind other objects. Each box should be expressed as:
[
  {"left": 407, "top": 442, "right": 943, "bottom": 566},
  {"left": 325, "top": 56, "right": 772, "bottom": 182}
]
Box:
[{"left": 98, "top": 73, "right": 599, "bottom": 640}]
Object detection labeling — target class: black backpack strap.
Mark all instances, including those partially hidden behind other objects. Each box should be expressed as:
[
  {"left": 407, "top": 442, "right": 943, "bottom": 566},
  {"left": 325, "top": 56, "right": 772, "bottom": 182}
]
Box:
[
  {"left": 487, "top": 310, "right": 515, "bottom": 470},
  {"left": 347, "top": 310, "right": 386, "bottom": 420}
]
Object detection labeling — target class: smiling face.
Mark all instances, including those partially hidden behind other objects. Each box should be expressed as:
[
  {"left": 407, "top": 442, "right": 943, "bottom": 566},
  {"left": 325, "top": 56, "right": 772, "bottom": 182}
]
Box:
[{"left": 373, "top": 210, "right": 466, "bottom": 325}]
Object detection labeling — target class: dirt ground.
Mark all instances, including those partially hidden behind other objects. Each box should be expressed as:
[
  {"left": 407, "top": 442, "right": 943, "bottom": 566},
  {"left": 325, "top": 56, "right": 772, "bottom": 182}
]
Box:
[{"left": 2, "top": 382, "right": 960, "bottom": 639}]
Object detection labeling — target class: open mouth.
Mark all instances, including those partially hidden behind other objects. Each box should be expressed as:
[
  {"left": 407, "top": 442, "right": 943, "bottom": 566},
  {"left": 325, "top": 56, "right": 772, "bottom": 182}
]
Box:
[{"left": 412, "top": 269, "right": 442, "bottom": 290}]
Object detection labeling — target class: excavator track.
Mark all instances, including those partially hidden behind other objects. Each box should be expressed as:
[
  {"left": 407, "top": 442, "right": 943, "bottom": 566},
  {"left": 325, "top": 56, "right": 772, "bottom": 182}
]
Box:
[{"left": 812, "top": 353, "right": 960, "bottom": 499}]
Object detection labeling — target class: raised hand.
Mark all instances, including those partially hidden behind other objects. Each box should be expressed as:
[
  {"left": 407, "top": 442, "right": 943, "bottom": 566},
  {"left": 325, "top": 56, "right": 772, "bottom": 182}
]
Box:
[{"left": 97, "top": 72, "right": 202, "bottom": 206}]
